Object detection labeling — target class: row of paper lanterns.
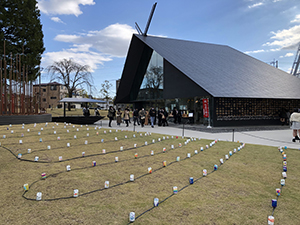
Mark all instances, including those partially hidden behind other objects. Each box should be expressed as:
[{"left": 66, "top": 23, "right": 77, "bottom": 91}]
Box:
[
  {"left": 128, "top": 143, "right": 246, "bottom": 222},
  {"left": 268, "top": 146, "right": 288, "bottom": 225},
  {"left": 25, "top": 139, "right": 216, "bottom": 201}
]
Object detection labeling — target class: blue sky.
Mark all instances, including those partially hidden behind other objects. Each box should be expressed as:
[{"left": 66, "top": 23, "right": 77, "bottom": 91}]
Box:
[{"left": 37, "top": 0, "right": 300, "bottom": 98}]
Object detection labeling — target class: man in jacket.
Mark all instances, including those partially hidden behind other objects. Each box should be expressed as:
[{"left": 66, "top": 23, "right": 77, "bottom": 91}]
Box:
[{"left": 149, "top": 107, "right": 156, "bottom": 128}]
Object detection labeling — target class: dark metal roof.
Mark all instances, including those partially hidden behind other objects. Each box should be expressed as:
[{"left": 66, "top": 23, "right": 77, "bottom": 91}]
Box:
[{"left": 134, "top": 34, "right": 300, "bottom": 99}]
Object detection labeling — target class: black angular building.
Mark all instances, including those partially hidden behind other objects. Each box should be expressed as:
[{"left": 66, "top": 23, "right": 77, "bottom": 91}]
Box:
[{"left": 115, "top": 34, "right": 300, "bottom": 126}]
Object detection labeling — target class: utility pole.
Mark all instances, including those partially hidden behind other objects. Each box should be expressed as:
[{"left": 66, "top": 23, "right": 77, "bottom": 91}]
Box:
[{"left": 290, "top": 43, "right": 300, "bottom": 77}]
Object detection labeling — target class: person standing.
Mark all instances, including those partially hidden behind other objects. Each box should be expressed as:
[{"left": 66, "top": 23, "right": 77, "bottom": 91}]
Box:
[
  {"left": 172, "top": 107, "right": 178, "bottom": 124},
  {"left": 139, "top": 108, "right": 146, "bottom": 127},
  {"left": 145, "top": 110, "right": 150, "bottom": 125},
  {"left": 123, "top": 107, "right": 130, "bottom": 127},
  {"left": 133, "top": 108, "right": 140, "bottom": 126},
  {"left": 149, "top": 107, "right": 156, "bottom": 128},
  {"left": 116, "top": 108, "right": 122, "bottom": 126},
  {"left": 164, "top": 108, "right": 169, "bottom": 126},
  {"left": 158, "top": 108, "right": 162, "bottom": 126},
  {"left": 107, "top": 106, "right": 116, "bottom": 127},
  {"left": 290, "top": 108, "right": 300, "bottom": 142}
]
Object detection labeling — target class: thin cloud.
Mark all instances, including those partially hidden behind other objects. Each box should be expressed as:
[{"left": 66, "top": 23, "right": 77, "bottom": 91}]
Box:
[
  {"left": 37, "top": 0, "right": 95, "bottom": 17},
  {"left": 248, "top": 2, "right": 263, "bottom": 9},
  {"left": 244, "top": 49, "right": 265, "bottom": 54},
  {"left": 291, "top": 14, "right": 300, "bottom": 23},
  {"left": 264, "top": 25, "right": 300, "bottom": 50},
  {"left": 54, "top": 23, "right": 136, "bottom": 57},
  {"left": 279, "top": 53, "right": 294, "bottom": 58},
  {"left": 42, "top": 23, "right": 136, "bottom": 73},
  {"left": 51, "top": 17, "right": 65, "bottom": 24},
  {"left": 42, "top": 45, "right": 112, "bottom": 73}
]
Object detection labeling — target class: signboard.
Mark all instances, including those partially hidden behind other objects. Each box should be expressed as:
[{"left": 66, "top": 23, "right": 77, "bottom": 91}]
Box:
[{"left": 203, "top": 99, "right": 209, "bottom": 118}]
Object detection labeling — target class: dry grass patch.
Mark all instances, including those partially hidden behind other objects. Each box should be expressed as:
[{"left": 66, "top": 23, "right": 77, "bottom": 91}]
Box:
[{"left": 0, "top": 123, "right": 299, "bottom": 224}]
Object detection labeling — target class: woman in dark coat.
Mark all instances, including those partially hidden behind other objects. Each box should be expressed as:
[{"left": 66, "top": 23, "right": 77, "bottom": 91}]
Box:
[
  {"left": 116, "top": 108, "right": 122, "bottom": 126},
  {"left": 107, "top": 106, "right": 116, "bottom": 127}
]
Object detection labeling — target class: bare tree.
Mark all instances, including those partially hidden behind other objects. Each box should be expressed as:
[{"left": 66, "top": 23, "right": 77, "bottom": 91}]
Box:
[
  {"left": 143, "top": 66, "right": 163, "bottom": 99},
  {"left": 100, "top": 80, "right": 112, "bottom": 109},
  {"left": 47, "top": 58, "right": 93, "bottom": 110}
]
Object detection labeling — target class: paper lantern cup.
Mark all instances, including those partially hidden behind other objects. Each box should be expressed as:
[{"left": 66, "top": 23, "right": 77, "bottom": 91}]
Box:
[
  {"left": 36, "top": 192, "right": 42, "bottom": 201},
  {"left": 153, "top": 198, "right": 159, "bottom": 207},
  {"left": 268, "top": 216, "right": 274, "bottom": 225},
  {"left": 151, "top": 150, "right": 154, "bottom": 156},
  {"left": 173, "top": 186, "right": 178, "bottom": 194},
  {"left": 129, "top": 212, "right": 135, "bottom": 222},
  {"left": 148, "top": 167, "right": 152, "bottom": 174},
  {"left": 203, "top": 169, "right": 207, "bottom": 176},
  {"left": 130, "top": 174, "right": 134, "bottom": 181},
  {"left": 73, "top": 189, "right": 78, "bottom": 197},
  {"left": 214, "top": 164, "right": 218, "bottom": 170},
  {"left": 163, "top": 161, "right": 167, "bottom": 167},
  {"left": 23, "top": 184, "right": 29, "bottom": 191},
  {"left": 105, "top": 181, "right": 109, "bottom": 188},
  {"left": 66, "top": 165, "right": 71, "bottom": 171},
  {"left": 282, "top": 172, "right": 287, "bottom": 179}
]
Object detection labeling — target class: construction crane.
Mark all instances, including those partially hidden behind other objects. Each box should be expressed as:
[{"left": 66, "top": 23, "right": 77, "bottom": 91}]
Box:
[{"left": 290, "top": 42, "right": 300, "bottom": 77}]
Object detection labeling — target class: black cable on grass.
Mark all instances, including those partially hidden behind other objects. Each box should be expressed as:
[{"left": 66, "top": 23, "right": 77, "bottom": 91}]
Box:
[
  {"left": 2, "top": 134, "right": 174, "bottom": 163},
  {"left": 11, "top": 133, "right": 150, "bottom": 155},
  {"left": 5, "top": 131, "right": 145, "bottom": 147},
  {"left": 21, "top": 139, "right": 214, "bottom": 201},
  {"left": 128, "top": 146, "right": 242, "bottom": 224}
]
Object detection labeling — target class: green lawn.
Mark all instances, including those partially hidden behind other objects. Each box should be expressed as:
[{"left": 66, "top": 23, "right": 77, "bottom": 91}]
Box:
[{"left": 0, "top": 123, "right": 299, "bottom": 224}]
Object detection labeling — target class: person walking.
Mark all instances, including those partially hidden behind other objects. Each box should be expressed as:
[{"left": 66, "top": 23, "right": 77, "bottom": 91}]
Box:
[
  {"left": 133, "top": 108, "right": 140, "bottom": 126},
  {"left": 139, "top": 108, "right": 146, "bottom": 127},
  {"left": 149, "top": 107, "right": 156, "bottom": 128},
  {"left": 172, "top": 107, "right": 178, "bottom": 124},
  {"left": 145, "top": 110, "right": 150, "bottom": 125},
  {"left": 164, "top": 108, "right": 169, "bottom": 126},
  {"left": 123, "top": 107, "right": 130, "bottom": 127},
  {"left": 107, "top": 106, "right": 116, "bottom": 127},
  {"left": 290, "top": 108, "right": 300, "bottom": 142},
  {"left": 116, "top": 108, "right": 122, "bottom": 126}
]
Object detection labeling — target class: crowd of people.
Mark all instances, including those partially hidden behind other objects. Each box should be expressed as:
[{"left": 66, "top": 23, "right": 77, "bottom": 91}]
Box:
[{"left": 105, "top": 106, "right": 182, "bottom": 128}]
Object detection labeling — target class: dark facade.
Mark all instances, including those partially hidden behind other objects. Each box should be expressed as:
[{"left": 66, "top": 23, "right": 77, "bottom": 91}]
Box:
[{"left": 115, "top": 34, "right": 300, "bottom": 126}]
